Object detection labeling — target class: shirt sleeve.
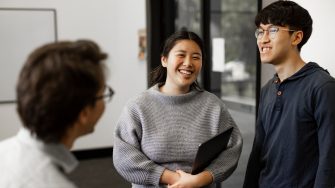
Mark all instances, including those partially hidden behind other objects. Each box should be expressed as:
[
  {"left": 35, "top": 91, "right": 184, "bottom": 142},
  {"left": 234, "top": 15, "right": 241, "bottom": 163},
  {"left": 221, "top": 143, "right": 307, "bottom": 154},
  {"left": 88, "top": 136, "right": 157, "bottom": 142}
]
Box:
[
  {"left": 243, "top": 94, "right": 266, "bottom": 188},
  {"left": 242, "top": 116, "right": 265, "bottom": 188},
  {"left": 112, "top": 103, "right": 165, "bottom": 186},
  {"left": 204, "top": 107, "right": 243, "bottom": 183},
  {"left": 313, "top": 81, "right": 335, "bottom": 187}
]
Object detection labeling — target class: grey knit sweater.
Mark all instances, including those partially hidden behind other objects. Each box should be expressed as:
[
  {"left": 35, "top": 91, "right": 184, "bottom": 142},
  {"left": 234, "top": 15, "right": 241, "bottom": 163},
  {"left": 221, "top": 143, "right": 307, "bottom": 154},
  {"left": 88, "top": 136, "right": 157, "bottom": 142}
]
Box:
[{"left": 113, "top": 84, "right": 242, "bottom": 188}]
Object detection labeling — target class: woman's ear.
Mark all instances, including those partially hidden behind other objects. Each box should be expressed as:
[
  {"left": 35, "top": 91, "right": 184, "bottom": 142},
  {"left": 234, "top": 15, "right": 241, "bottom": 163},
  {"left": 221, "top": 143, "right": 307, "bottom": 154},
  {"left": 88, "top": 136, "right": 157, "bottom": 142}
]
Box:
[
  {"left": 291, "top": 30, "right": 303, "bottom": 46},
  {"left": 161, "top": 56, "right": 168, "bottom": 67}
]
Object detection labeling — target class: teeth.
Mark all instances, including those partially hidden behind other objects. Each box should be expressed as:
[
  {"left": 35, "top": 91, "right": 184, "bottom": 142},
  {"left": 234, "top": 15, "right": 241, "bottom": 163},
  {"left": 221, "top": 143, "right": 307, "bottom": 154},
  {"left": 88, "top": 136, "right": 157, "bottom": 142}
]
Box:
[
  {"left": 262, "top": 47, "right": 270, "bottom": 53},
  {"left": 179, "top": 70, "right": 192, "bottom": 75}
]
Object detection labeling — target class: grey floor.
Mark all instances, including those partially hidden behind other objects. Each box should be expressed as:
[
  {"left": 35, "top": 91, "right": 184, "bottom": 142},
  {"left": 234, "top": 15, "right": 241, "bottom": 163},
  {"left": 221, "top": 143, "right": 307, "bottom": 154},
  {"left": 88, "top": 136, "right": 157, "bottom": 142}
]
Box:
[
  {"left": 221, "top": 109, "right": 255, "bottom": 187},
  {"left": 68, "top": 109, "right": 255, "bottom": 188},
  {"left": 68, "top": 157, "right": 131, "bottom": 188}
]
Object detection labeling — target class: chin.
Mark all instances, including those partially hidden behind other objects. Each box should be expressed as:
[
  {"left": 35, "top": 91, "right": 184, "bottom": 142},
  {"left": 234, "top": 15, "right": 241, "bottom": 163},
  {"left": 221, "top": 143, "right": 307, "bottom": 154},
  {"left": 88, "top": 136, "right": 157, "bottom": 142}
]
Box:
[
  {"left": 81, "top": 128, "right": 95, "bottom": 137},
  {"left": 261, "top": 60, "right": 271, "bottom": 64},
  {"left": 180, "top": 81, "right": 194, "bottom": 88},
  {"left": 260, "top": 54, "right": 275, "bottom": 64},
  {"left": 260, "top": 58, "right": 273, "bottom": 65}
]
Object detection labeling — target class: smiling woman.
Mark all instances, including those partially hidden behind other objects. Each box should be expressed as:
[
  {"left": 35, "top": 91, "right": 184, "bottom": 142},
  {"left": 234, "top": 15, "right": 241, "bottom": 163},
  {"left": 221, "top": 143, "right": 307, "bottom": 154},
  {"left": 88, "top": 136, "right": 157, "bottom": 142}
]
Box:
[
  {"left": 112, "top": 30, "right": 243, "bottom": 188},
  {"left": 160, "top": 39, "right": 202, "bottom": 95}
]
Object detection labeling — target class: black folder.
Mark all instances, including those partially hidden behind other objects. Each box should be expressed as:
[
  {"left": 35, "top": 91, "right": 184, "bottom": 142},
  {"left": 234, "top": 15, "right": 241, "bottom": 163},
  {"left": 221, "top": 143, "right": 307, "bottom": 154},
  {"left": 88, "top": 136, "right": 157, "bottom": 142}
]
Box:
[{"left": 191, "top": 127, "right": 234, "bottom": 175}]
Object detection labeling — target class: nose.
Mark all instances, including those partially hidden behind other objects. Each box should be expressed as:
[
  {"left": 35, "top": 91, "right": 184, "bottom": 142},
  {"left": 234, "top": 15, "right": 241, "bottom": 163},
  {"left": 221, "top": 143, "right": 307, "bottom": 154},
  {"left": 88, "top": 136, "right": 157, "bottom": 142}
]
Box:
[{"left": 183, "top": 56, "right": 193, "bottom": 67}]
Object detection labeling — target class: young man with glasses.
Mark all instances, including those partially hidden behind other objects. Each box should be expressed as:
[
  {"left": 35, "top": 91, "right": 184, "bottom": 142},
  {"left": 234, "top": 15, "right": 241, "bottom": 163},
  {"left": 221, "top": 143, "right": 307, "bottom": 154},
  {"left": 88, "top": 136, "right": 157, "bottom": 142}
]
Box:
[
  {"left": 244, "top": 1, "right": 335, "bottom": 187},
  {"left": 0, "top": 40, "right": 113, "bottom": 187}
]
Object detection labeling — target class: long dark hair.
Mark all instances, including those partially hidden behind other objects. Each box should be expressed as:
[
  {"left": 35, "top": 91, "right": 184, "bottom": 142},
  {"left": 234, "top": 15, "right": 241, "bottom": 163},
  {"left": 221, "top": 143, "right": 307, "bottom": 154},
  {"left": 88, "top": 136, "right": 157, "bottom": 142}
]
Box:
[{"left": 150, "top": 30, "right": 205, "bottom": 91}]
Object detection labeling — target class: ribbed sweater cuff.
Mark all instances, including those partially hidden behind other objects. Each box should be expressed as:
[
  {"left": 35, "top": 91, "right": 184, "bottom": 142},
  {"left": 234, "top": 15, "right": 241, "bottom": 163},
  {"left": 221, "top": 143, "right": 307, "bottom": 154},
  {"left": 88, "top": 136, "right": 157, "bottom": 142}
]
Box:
[
  {"left": 205, "top": 167, "right": 224, "bottom": 183},
  {"left": 145, "top": 165, "right": 165, "bottom": 186}
]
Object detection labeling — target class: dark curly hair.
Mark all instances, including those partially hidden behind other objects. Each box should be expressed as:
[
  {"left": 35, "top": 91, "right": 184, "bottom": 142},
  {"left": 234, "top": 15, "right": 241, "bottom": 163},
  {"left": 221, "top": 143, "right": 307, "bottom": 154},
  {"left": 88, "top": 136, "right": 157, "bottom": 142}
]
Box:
[
  {"left": 16, "top": 40, "right": 107, "bottom": 143},
  {"left": 255, "top": 0, "right": 313, "bottom": 51}
]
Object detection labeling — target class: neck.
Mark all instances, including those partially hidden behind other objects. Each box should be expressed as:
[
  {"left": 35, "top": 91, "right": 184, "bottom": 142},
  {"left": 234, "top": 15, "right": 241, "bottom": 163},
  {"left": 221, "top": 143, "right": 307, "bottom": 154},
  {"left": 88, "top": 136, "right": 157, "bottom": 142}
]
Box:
[
  {"left": 60, "top": 125, "right": 79, "bottom": 149},
  {"left": 61, "top": 136, "right": 75, "bottom": 150},
  {"left": 273, "top": 53, "right": 305, "bottom": 82},
  {"left": 160, "top": 82, "right": 190, "bottom": 95}
]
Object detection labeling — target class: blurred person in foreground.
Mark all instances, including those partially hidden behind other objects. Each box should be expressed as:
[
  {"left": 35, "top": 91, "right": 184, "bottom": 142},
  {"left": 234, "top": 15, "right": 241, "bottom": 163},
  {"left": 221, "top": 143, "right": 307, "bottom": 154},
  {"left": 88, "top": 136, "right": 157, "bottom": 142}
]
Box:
[{"left": 0, "top": 40, "right": 113, "bottom": 188}]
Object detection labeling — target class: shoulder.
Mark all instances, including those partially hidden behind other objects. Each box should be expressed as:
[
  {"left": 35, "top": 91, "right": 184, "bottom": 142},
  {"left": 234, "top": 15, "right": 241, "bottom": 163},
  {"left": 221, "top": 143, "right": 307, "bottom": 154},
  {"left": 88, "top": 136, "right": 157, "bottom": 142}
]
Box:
[
  {"left": 199, "top": 90, "right": 221, "bottom": 101},
  {"left": 0, "top": 135, "right": 29, "bottom": 171},
  {"left": 305, "top": 68, "right": 335, "bottom": 94},
  {"left": 0, "top": 141, "right": 76, "bottom": 188},
  {"left": 310, "top": 68, "right": 334, "bottom": 82},
  {"left": 31, "top": 163, "right": 77, "bottom": 188},
  {"left": 0, "top": 137, "right": 20, "bottom": 181},
  {"left": 23, "top": 153, "right": 77, "bottom": 188},
  {"left": 124, "top": 89, "right": 154, "bottom": 109},
  {"left": 197, "top": 90, "right": 228, "bottom": 109},
  {"left": 303, "top": 63, "right": 334, "bottom": 85},
  {"left": 119, "top": 88, "right": 158, "bottom": 119},
  {"left": 0, "top": 136, "right": 16, "bottom": 152}
]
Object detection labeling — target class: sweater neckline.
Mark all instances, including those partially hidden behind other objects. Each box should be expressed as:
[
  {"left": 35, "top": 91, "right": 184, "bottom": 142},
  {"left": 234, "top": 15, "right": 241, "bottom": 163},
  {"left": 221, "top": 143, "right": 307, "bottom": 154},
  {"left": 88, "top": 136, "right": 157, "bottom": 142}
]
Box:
[{"left": 149, "top": 84, "right": 199, "bottom": 104}]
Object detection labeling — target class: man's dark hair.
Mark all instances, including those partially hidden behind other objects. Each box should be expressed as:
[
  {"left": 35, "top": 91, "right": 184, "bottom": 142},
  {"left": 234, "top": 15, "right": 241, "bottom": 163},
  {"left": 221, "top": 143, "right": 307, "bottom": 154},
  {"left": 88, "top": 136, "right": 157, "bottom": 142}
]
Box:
[
  {"left": 150, "top": 30, "right": 204, "bottom": 90},
  {"left": 255, "top": 0, "right": 313, "bottom": 51},
  {"left": 16, "top": 40, "right": 107, "bottom": 143}
]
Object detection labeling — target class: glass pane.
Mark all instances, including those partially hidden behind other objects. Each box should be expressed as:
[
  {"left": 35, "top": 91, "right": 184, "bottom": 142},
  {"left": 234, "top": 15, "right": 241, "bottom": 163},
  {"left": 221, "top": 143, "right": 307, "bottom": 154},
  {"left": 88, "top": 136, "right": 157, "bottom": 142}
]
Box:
[
  {"left": 174, "top": 0, "right": 201, "bottom": 36},
  {"left": 211, "top": 0, "right": 257, "bottom": 111},
  {"left": 210, "top": 0, "right": 257, "bottom": 187}
]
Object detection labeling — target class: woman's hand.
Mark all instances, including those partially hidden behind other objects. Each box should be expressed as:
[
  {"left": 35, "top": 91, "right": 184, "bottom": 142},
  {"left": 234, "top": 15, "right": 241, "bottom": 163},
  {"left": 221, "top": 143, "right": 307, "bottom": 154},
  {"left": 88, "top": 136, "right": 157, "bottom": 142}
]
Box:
[
  {"left": 160, "top": 169, "right": 180, "bottom": 185},
  {"left": 167, "top": 170, "right": 213, "bottom": 188}
]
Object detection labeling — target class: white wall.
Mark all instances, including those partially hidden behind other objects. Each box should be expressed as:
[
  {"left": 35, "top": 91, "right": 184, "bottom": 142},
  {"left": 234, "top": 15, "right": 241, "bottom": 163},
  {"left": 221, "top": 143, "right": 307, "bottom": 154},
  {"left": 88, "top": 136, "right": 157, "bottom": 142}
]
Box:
[
  {"left": 0, "top": 0, "right": 147, "bottom": 150},
  {"left": 293, "top": 0, "right": 335, "bottom": 76},
  {"left": 261, "top": 0, "right": 335, "bottom": 86}
]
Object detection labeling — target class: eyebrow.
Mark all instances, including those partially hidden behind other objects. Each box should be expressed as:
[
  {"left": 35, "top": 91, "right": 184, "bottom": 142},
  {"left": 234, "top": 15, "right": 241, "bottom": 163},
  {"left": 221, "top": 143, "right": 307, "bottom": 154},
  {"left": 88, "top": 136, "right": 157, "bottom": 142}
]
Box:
[
  {"left": 174, "top": 50, "right": 202, "bottom": 56},
  {"left": 258, "top": 24, "right": 274, "bottom": 30}
]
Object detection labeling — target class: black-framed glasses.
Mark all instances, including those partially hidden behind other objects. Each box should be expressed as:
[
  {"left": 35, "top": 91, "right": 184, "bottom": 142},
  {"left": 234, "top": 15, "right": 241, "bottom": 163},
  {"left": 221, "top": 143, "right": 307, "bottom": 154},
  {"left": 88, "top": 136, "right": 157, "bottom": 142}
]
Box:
[
  {"left": 255, "top": 26, "right": 296, "bottom": 40},
  {"left": 95, "top": 85, "right": 114, "bottom": 103}
]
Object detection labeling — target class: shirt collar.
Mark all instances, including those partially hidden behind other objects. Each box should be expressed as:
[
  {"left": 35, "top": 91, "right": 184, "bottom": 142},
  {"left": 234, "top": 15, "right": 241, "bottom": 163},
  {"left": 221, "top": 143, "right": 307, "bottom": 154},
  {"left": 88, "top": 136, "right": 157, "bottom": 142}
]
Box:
[{"left": 17, "top": 128, "right": 79, "bottom": 173}]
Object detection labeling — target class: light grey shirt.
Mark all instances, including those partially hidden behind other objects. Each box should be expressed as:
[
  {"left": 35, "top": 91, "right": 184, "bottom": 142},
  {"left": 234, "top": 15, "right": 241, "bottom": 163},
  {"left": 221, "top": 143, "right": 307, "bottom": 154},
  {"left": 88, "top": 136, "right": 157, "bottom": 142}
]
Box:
[
  {"left": 0, "top": 128, "right": 78, "bottom": 188},
  {"left": 113, "top": 84, "right": 243, "bottom": 188}
]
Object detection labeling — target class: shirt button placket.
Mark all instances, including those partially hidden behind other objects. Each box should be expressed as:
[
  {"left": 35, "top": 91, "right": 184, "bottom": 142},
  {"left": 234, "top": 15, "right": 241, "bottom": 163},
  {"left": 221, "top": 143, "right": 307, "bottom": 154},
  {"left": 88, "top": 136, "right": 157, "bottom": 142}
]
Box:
[
  {"left": 275, "top": 81, "right": 283, "bottom": 111},
  {"left": 277, "top": 90, "right": 282, "bottom": 96}
]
